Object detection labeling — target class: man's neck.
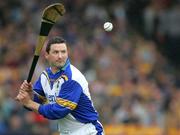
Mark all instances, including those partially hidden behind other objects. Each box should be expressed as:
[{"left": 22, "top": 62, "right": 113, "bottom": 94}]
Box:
[{"left": 51, "top": 67, "right": 60, "bottom": 74}]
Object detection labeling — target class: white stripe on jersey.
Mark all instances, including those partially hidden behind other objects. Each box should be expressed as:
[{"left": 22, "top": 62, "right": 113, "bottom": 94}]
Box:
[{"left": 70, "top": 65, "right": 91, "bottom": 100}]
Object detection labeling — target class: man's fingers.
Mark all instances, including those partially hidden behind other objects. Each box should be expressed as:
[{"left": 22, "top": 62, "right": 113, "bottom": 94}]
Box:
[
  {"left": 24, "top": 80, "right": 33, "bottom": 87},
  {"left": 20, "top": 90, "right": 26, "bottom": 95},
  {"left": 15, "top": 94, "right": 23, "bottom": 101},
  {"left": 15, "top": 96, "right": 20, "bottom": 101},
  {"left": 19, "top": 80, "right": 33, "bottom": 92},
  {"left": 23, "top": 82, "right": 32, "bottom": 88},
  {"left": 19, "top": 90, "right": 27, "bottom": 97},
  {"left": 16, "top": 80, "right": 33, "bottom": 102}
]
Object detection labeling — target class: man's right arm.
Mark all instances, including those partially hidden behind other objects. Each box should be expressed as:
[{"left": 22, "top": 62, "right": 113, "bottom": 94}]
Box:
[{"left": 16, "top": 76, "right": 46, "bottom": 108}]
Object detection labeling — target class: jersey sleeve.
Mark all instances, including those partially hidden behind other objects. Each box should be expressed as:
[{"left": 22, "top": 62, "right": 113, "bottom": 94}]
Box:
[
  {"left": 38, "top": 80, "right": 82, "bottom": 120},
  {"left": 33, "top": 76, "right": 47, "bottom": 104}
]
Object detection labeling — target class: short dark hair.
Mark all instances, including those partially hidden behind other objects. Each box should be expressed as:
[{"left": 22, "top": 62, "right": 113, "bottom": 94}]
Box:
[{"left": 46, "top": 36, "right": 66, "bottom": 53}]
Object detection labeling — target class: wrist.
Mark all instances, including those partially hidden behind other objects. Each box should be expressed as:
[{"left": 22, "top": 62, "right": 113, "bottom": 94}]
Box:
[{"left": 25, "top": 100, "right": 40, "bottom": 113}]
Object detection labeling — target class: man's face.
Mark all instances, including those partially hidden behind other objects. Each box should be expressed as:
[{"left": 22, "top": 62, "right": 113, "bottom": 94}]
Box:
[{"left": 45, "top": 43, "right": 68, "bottom": 70}]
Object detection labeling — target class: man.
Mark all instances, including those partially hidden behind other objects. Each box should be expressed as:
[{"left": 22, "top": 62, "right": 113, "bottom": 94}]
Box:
[{"left": 16, "top": 36, "right": 104, "bottom": 135}]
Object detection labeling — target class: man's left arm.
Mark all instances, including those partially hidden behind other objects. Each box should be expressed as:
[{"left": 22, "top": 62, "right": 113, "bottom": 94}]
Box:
[
  {"left": 38, "top": 80, "right": 82, "bottom": 120},
  {"left": 18, "top": 80, "right": 82, "bottom": 120}
]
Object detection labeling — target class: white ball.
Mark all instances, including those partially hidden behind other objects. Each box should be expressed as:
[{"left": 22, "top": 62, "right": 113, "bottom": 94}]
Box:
[{"left": 103, "top": 22, "right": 113, "bottom": 32}]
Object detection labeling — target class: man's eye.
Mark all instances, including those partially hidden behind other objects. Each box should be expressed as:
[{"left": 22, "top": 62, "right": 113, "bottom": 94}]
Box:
[{"left": 53, "top": 51, "right": 59, "bottom": 54}]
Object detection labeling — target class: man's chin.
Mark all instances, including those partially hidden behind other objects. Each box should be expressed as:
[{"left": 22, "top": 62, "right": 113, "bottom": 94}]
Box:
[
  {"left": 56, "top": 64, "right": 64, "bottom": 69},
  {"left": 53, "top": 62, "right": 65, "bottom": 69}
]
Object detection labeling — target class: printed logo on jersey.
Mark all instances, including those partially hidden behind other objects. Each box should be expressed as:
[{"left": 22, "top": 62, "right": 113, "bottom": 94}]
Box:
[{"left": 41, "top": 72, "right": 69, "bottom": 104}]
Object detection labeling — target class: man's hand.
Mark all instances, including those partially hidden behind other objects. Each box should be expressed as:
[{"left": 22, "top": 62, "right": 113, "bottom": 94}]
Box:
[
  {"left": 16, "top": 90, "right": 31, "bottom": 106},
  {"left": 16, "top": 80, "right": 33, "bottom": 101},
  {"left": 20, "top": 80, "right": 32, "bottom": 91},
  {"left": 16, "top": 90, "right": 40, "bottom": 113}
]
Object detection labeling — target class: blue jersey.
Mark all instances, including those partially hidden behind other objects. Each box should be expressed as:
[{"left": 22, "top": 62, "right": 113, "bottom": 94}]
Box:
[{"left": 33, "top": 59, "right": 104, "bottom": 134}]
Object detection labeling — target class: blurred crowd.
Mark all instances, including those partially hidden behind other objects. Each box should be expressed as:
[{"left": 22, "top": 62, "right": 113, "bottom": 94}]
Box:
[{"left": 0, "top": 0, "right": 180, "bottom": 135}]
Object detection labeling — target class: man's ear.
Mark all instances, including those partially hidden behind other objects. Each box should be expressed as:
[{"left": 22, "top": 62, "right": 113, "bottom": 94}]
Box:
[{"left": 45, "top": 52, "right": 49, "bottom": 59}]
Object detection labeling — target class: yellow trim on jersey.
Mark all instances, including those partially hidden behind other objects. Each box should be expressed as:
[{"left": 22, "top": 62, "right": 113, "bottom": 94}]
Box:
[
  {"left": 54, "top": 74, "right": 68, "bottom": 83},
  {"left": 43, "top": 70, "right": 68, "bottom": 84},
  {"left": 43, "top": 71, "right": 51, "bottom": 84},
  {"left": 37, "top": 94, "right": 47, "bottom": 104},
  {"left": 34, "top": 91, "right": 47, "bottom": 104},
  {"left": 61, "top": 75, "right": 68, "bottom": 81},
  {"left": 56, "top": 97, "right": 77, "bottom": 110}
]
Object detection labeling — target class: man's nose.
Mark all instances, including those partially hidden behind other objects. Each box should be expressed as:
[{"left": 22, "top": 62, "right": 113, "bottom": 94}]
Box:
[{"left": 58, "top": 52, "right": 62, "bottom": 58}]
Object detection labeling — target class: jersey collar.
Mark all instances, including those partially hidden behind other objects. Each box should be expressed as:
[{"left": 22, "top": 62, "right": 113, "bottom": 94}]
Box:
[{"left": 61, "top": 58, "right": 70, "bottom": 71}]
